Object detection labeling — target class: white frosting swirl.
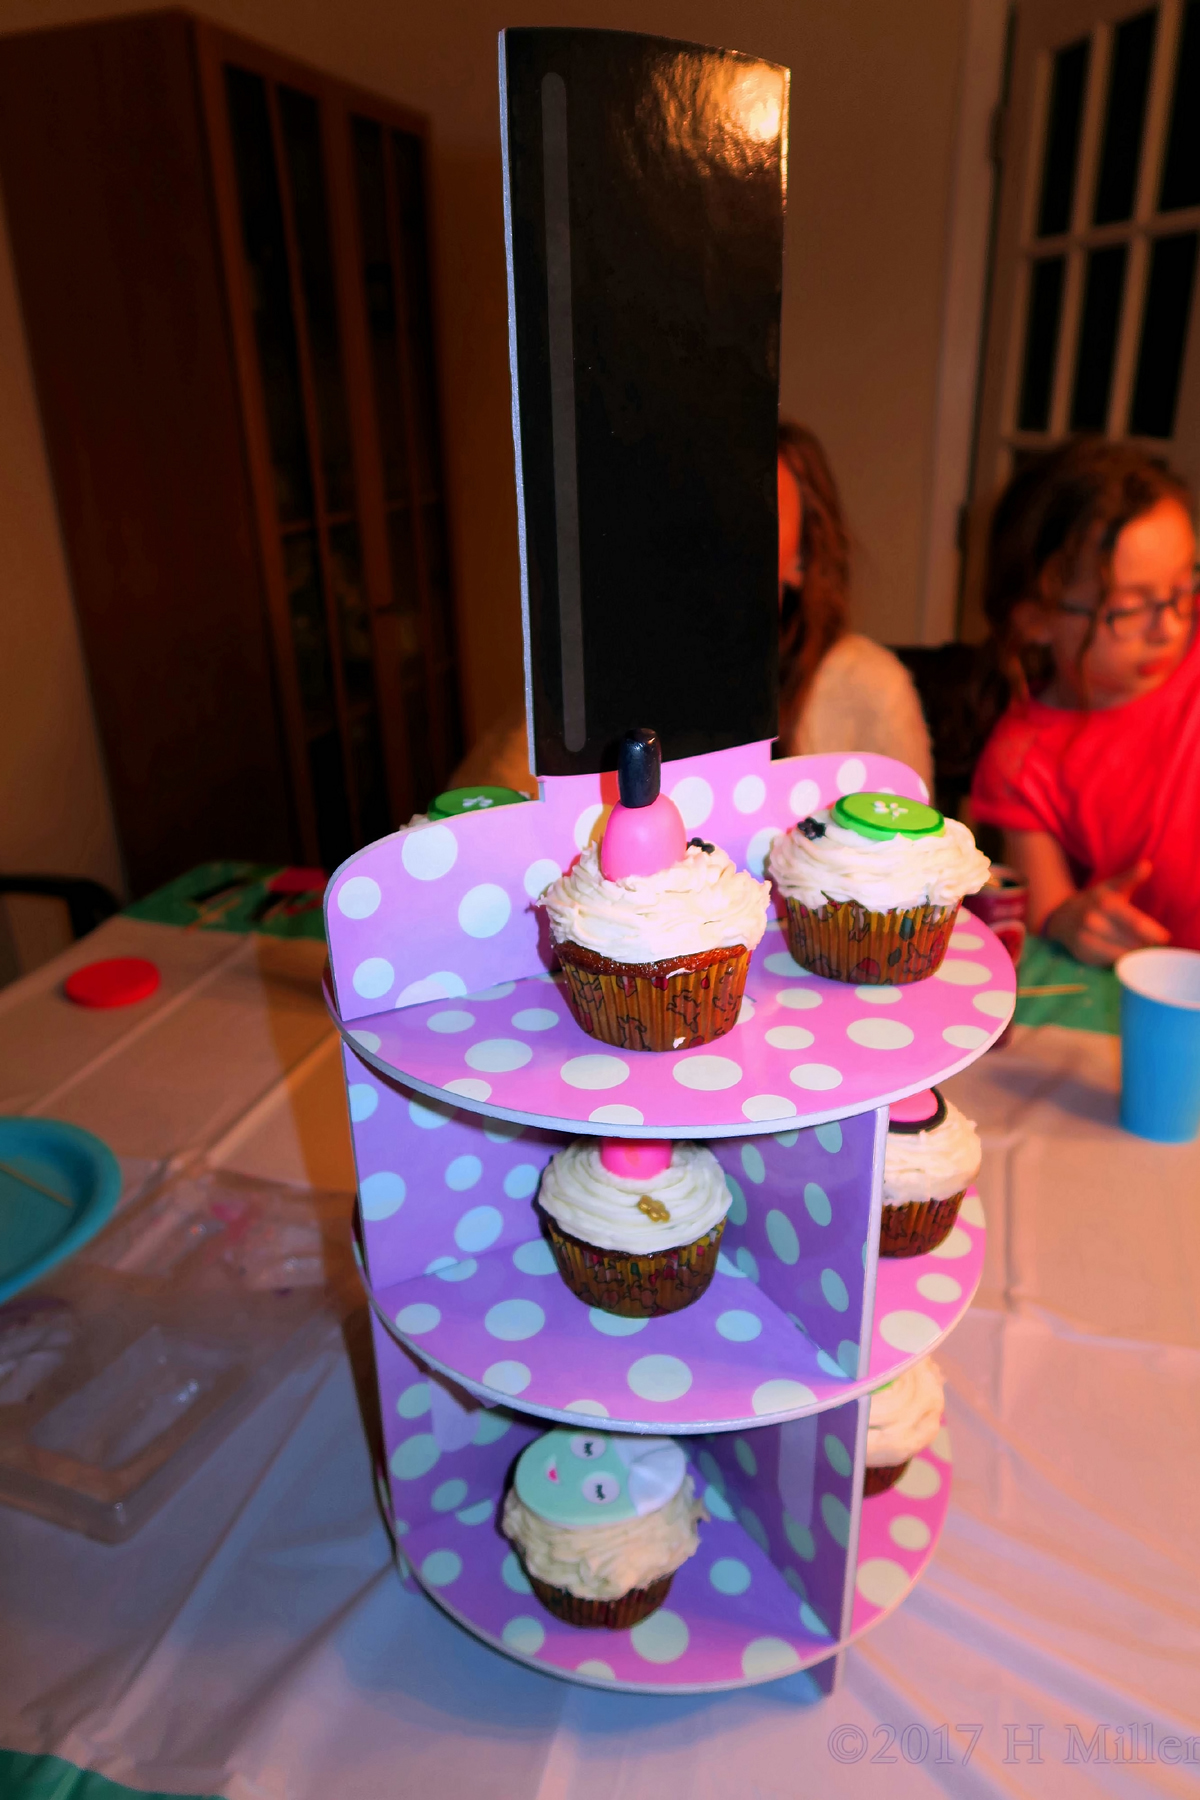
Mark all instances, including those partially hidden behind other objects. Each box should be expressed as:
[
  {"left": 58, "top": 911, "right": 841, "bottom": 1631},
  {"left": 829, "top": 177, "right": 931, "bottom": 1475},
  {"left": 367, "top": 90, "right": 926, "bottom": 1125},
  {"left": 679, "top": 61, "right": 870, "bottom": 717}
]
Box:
[
  {"left": 540, "top": 841, "right": 769, "bottom": 963},
  {"left": 866, "top": 1357, "right": 945, "bottom": 1467},
  {"left": 502, "top": 1476, "right": 706, "bottom": 1600},
  {"left": 767, "top": 809, "right": 990, "bottom": 911},
  {"left": 884, "top": 1099, "right": 981, "bottom": 1205},
  {"left": 538, "top": 1140, "right": 731, "bottom": 1252}
]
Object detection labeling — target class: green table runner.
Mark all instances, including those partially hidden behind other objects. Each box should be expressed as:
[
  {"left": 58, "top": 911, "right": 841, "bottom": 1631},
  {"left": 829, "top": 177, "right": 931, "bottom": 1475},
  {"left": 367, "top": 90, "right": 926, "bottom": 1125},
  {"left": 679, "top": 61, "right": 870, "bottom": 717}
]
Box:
[
  {"left": 0, "top": 1751, "right": 214, "bottom": 1800},
  {"left": 124, "top": 862, "right": 325, "bottom": 941},
  {"left": 1012, "top": 934, "right": 1119, "bottom": 1035}
]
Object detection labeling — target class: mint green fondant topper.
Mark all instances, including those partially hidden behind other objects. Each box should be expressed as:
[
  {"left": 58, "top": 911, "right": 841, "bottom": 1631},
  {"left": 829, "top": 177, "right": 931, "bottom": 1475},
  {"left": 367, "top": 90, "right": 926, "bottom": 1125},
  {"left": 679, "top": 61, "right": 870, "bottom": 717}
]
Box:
[
  {"left": 515, "top": 1429, "right": 686, "bottom": 1527},
  {"left": 832, "top": 792, "right": 944, "bottom": 842}
]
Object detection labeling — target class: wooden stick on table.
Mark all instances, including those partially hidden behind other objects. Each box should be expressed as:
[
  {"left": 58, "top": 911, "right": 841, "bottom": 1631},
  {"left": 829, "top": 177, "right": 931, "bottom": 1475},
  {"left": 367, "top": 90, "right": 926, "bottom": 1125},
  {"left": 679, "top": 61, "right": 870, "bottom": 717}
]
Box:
[{"left": 0, "top": 1159, "right": 74, "bottom": 1208}]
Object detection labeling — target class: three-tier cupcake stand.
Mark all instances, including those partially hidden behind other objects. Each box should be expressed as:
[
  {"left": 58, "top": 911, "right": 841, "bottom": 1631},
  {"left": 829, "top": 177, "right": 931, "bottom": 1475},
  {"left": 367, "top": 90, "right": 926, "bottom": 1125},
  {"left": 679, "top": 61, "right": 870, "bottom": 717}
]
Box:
[{"left": 324, "top": 740, "right": 1014, "bottom": 1697}]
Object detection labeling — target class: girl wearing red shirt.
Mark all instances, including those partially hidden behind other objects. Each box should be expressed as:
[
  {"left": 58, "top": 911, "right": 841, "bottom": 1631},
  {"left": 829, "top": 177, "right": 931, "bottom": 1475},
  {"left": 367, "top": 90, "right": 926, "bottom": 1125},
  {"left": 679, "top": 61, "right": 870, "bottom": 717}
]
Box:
[{"left": 971, "top": 441, "right": 1199, "bottom": 965}]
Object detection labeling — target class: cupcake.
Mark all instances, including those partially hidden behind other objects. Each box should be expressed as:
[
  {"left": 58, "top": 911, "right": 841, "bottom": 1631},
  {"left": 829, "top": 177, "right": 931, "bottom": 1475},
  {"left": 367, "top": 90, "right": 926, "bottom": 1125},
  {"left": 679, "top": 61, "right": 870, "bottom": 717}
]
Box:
[
  {"left": 540, "top": 729, "right": 769, "bottom": 1050},
  {"left": 882, "top": 1087, "right": 981, "bottom": 1257},
  {"left": 864, "top": 1356, "right": 944, "bottom": 1495},
  {"left": 502, "top": 1427, "right": 706, "bottom": 1628},
  {"left": 537, "top": 1137, "right": 730, "bottom": 1316},
  {"left": 767, "top": 792, "right": 989, "bottom": 984}
]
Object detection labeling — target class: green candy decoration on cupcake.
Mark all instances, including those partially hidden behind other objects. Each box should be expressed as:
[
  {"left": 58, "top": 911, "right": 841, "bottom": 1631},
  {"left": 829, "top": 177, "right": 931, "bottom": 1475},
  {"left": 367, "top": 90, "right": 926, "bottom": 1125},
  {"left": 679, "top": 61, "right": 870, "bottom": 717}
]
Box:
[{"left": 832, "top": 792, "right": 944, "bottom": 841}]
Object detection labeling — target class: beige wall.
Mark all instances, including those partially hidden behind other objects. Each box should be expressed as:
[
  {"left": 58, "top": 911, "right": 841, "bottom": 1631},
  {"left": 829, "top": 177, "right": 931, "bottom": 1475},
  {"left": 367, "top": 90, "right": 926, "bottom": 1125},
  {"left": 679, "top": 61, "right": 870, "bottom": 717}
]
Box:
[{"left": 0, "top": 0, "right": 972, "bottom": 893}]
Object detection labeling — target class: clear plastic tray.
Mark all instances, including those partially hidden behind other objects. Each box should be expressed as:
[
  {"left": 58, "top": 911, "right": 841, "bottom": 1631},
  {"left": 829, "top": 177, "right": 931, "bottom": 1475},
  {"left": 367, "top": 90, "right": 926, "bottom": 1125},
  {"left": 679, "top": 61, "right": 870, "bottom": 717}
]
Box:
[{"left": 0, "top": 1167, "right": 356, "bottom": 1541}]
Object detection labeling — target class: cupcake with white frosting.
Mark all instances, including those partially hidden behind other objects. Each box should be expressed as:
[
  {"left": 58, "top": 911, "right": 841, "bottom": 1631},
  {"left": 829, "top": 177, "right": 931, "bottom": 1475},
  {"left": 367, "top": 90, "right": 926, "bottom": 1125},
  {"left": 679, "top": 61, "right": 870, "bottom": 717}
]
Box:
[
  {"left": 537, "top": 1137, "right": 731, "bottom": 1316},
  {"left": 540, "top": 730, "right": 769, "bottom": 1050},
  {"left": 542, "top": 837, "right": 769, "bottom": 1050},
  {"left": 768, "top": 792, "right": 989, "bottom": 984},
  {"left": 502, "top": 1427, "right": 707, "bottom": 1629},
  {"left": 864, "top": 1356, "right": 944, "bottom": 1495},
  {"left": 882, "top": 1087, "right": 981, "bottom": 1256}
]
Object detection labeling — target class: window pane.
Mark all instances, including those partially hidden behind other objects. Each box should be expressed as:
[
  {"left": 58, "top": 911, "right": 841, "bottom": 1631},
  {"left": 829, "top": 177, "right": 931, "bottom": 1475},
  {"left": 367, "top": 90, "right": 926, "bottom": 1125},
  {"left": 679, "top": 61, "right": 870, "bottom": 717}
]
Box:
[
  {"left": 1130, "top": 231, "right": 1199, "bottom": 435},
  {"left": 224, "top": 66, "right": 313, "bottom": 523},
  {"left": 391, "top": 131, "right": 442, "bottom": 498},
  {"left": 1159, "top": 0, "right": 1200, "bottom": 210},
  {"left": 1070, "top": 244, "right": 1128, "bottom": 430},
  {"left": 1018, "top": 256, "right": 1066, "bottom": 429},
  {"left": 278, "top": 86, "right": 355, "bottom": 515},
  {"left": 1038, "top": 39, "right": 1090, "bottom": 236},
  {"left": 1093, "top": 9, "right": 1157, "bottom": 225},
  {"left": 352, "top": 116, "right": 411, "bottom": 505}
]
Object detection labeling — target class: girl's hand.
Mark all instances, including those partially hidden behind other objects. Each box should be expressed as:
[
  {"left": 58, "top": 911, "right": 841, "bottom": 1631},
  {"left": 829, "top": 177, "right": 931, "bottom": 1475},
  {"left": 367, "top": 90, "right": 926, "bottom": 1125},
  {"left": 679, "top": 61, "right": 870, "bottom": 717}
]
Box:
[{"left": 1043, "top": 861, "right": 1170, "bottom": 966}]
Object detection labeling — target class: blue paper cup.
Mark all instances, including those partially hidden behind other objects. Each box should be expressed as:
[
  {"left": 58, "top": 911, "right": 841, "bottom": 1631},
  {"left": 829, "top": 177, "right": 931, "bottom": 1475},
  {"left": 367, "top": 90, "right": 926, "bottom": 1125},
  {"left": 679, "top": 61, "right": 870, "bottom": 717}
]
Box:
[{"left": 1116, "top": 947, "right": 1200, "bottom": 1142}]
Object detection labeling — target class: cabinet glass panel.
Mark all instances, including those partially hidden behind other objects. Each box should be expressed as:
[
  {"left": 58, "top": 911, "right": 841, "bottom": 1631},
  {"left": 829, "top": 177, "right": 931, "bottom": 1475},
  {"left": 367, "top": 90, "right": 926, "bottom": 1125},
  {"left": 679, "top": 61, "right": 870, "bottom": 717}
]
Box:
[
  {"left": 283, "top": 532, "right": 335, "bottom": 732},
  {"left": 352, "top": 115, "right": 411, "bottom": 504},
  {"left": 278, "top": 85, "right": 355, "bottom": 514},
  {"left": 391, "top": 130, "right": 441, "bottom": 497},
  {"left": 308, "top": 728, "right": 354, "bottom": 873},
  {"left": 224, "top": 66, "right": 313, "bottom": 523},
  {"left": 330, "top": 519, "right": 390, "bottom": 839}
]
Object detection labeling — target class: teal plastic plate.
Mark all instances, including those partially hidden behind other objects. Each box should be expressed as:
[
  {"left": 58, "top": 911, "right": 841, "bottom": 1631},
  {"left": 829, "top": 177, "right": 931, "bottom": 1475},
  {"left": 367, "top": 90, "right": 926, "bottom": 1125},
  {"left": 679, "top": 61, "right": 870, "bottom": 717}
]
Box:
[{"left": 0, "top": 1119, "right": 122, "bottom": 1305}]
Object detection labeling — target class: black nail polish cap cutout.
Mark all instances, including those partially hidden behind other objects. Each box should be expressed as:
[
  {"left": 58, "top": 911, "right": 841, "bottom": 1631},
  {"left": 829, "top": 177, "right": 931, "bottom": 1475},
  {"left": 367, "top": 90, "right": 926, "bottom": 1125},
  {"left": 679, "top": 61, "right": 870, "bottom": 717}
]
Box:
[
  {"left": 887, "top": 1087, "right": 948, "bottom": 1135},
  {"left": 618, "top": 729, "right": 661, "bottom": 808}
]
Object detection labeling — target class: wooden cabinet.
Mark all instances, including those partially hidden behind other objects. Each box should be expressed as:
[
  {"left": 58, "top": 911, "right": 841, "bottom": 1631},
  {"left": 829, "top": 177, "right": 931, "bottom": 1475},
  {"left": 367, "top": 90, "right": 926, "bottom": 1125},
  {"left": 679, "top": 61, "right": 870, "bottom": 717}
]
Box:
[{"left": 0, "top": 10, "right": 462, "bottom": 894}]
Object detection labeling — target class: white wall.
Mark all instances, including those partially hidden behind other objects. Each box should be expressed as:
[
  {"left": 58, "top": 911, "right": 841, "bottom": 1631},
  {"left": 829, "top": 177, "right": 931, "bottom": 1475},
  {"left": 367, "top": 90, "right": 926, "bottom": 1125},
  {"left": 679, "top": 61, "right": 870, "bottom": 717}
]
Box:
[{"left": 0, "top": 0, "right": 994, "bottom": 899}]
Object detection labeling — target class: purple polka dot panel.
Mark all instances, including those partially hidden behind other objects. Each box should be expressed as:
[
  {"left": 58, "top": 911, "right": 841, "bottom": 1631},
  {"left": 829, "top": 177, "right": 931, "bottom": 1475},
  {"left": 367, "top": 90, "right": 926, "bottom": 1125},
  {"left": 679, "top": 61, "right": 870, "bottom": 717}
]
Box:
[
  {"left": 371, "top": 1316, "right": 950, "bottom": 1693},
  {"left": 348, "top": 1042, "right": 985, "bottom": 1429}
]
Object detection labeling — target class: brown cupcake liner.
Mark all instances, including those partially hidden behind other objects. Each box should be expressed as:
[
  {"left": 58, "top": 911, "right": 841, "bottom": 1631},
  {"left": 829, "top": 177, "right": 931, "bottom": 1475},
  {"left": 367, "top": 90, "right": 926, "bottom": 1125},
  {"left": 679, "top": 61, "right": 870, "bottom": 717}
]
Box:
[
  {"left": 863, "top": 1460, "right": 910, "bottom": 1497},
  {"left": 553, "top": 938, "right": 750, "bottom": 1051},
  {"left": 879, "top": 1189, "right": 965, "bottom": 1258},
  {"left": 528, "top": 1570, "right": 673, "bottom": 1630},
  {"left": 781, "top": 895, "right": 959, "bottom": 985},
  {"left": 541, "top": 1211, "right": 725, "bottom": 1317}
]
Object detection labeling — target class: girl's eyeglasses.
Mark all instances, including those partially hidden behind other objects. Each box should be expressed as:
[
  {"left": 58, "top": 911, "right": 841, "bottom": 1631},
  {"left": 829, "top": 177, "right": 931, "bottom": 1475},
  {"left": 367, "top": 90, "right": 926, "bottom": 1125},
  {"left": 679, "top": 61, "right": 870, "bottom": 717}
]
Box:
[{"left": 1058, "top": 574, "right": 1200, "bottom": 642}]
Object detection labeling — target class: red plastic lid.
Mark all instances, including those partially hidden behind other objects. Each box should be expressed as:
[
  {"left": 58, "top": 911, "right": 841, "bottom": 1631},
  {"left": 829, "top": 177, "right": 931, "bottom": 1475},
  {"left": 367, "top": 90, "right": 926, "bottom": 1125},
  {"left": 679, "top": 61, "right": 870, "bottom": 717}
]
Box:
[
  {"left": 889, "top": 1087, "right": 941, "bottom": 1127},
  {"left": 64, "top": 957, "right": 161, "bottom": 1009},
  {"left": 266, "top": 866, "right": 326, "bottom": 895}
]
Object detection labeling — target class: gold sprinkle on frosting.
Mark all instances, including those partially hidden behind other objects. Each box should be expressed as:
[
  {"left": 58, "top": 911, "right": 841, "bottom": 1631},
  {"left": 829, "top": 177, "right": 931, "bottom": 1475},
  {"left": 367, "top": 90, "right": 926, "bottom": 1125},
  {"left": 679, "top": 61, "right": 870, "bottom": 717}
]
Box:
[{"left": 637, "top": 1195, "right": 672, "bottom": 1224}]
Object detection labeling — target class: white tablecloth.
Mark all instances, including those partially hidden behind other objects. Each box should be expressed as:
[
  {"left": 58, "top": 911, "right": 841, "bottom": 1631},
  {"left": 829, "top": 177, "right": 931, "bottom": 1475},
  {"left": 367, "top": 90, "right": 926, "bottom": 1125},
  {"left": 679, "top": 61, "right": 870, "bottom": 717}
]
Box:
[{"left": 1, "top": 921, "right": 1197, "bottom": 1798}]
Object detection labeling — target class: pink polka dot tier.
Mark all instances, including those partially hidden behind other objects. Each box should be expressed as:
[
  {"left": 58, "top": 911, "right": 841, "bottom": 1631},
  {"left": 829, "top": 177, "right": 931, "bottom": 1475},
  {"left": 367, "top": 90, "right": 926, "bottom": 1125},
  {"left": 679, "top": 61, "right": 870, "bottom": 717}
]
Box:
[{"left": 327, "top": 917, "right": 1013, "bottom": 1139}]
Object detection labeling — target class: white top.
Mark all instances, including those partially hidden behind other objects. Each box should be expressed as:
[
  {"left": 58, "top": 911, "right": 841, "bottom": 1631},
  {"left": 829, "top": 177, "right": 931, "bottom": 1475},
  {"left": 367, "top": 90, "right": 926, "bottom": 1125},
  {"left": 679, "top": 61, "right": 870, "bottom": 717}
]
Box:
[
  {"left": 447, "top": 633, "right": 933, "bottom": 796},
  {"left": 780, "top": 633, "right": 933, "bottom": 791}
]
